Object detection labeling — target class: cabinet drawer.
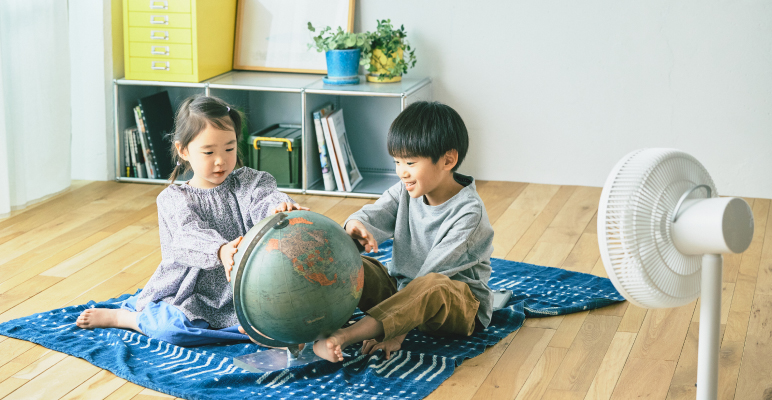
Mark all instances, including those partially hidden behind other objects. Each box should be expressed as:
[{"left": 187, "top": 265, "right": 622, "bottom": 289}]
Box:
[
  {"left": 128, "top": 0, "right": 190, "bottom": 13},
  {"left": 130, "top": 57, "right": 193, "bottom": 75},
  {"left": 129, "top": 27, "right": 191, "bottom": 44},
  {"left": 128, "top": 11, "right": 191, "bottom": 28},
  {"left": 129, "top": 43, "right": 192, "bottom": 59}
]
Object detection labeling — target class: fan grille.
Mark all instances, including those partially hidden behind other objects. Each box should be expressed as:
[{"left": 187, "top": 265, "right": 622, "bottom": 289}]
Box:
[{"left": 598, "top": 149, "right": 716, "bottom": 309}]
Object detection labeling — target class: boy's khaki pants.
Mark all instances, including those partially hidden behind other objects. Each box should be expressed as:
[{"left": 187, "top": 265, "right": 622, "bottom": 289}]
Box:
[{"left": 358, "top": 256, "right": 480, "bottom": 342}]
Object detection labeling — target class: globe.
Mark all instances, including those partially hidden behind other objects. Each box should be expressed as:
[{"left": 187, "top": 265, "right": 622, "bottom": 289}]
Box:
[{"left": 231, "top": 210, "right": 364, "bottom": 347}]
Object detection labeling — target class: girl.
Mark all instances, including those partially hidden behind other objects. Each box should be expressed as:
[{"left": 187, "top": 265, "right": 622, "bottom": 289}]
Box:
[{"left": 76, "top": 95, "right": 307, "bottom": 346}]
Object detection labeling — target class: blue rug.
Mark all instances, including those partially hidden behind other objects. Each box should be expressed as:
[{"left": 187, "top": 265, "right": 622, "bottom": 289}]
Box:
[{"left": 0, "top": 240, "right": 623, "bottom": 400}]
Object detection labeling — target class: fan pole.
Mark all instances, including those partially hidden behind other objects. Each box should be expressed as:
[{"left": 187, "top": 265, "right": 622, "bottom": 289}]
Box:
[{"left": 696, "top": 254, "right": 722, "bottom": 400}]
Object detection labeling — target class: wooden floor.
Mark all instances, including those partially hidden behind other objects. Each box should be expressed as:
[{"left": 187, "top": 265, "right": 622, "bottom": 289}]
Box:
[{"left": 0, "top": 180, "right": 771, "bottom": 400}]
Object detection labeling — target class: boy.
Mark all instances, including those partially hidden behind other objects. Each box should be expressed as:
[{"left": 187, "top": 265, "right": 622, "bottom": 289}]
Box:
[{"left": 313, "top": 101, "right": 494, "bottom": 362}]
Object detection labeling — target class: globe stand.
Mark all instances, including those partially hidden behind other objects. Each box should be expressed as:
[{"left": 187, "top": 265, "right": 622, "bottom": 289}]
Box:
[{"left": 233, "top": 343, "right": 324, "bottom": 373}]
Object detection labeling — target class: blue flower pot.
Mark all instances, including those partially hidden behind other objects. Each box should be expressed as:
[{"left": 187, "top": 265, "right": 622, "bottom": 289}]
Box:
[{"left": 323, "top": 48, "right": 361, "bottom": 85}]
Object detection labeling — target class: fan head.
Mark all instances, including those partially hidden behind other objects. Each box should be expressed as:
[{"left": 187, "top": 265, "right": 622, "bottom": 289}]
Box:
[{"left": 598, "top": 148, "right": 717, "bottom": 309}]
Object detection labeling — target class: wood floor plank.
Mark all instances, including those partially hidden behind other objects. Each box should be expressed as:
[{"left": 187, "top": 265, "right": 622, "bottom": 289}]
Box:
[
  {"left": 513, "top": 346, "right": 568, "bottom": 400},
  {"left": 471, "top": 327, "right": 555, "bottom": 400},
  {"left": 666, "top": 321, "right": 726, "bottom": 399},
  {"left": 582, "top": 331, "right": 637, "bottom": 400},
  {"left": 60, "top": 370, "right": 128, "bottom": 400},
  {"left": 628, "top": 302, "right": 695, "bottom": 361},
  {"left": 0, "top": 346, "right": 51, "bottom": 383},
  {"left": 0, "top": 181, "right": 110, "bottom": 233},
  {"left": 0, "top": 195, "right": 159, "bottom": 289},
  {"left": 425, "top": 330, "right": 521, "bottom": 400},
  {"left": 42, "top": 224, "right": 155, "bottom": 278},
  {"left": 523, "top": 187, "right": 601, "bottom": 268},
  {"left": 506, "top": 186, "right": 576, "bottom": 262},
  {"left": 560, "top": 214, "right": 599, "bottom": 274},
  {"left": 549, "top": 311, "right": 589, "bottom": 349},
  {"left": 475, "top": 180, "right": 528, "bottom": 224},
  {"left": 320, "top": 198, "right": 375, "bottom": 226},
  {"left": 0, "top": 339, "right": 34, "bottom": 369},
  {"left": 734, "top": 294, "right": 772, "bottom": 399},
  {"left": 547, "top": 315, "right": 621, "bottom": 394},
  {"left": 609, "top": 358, "right": 676, "bottom": 400},
  {"left": 0, "top": 242, "right": 157, "bottom": 324},
  {"left": 0, "top": 184, "right": 158, "bottom": 266},
  {"left": 491, "top": 184, "right": 561, "bottom": 259},
  {"left": 4, "top": 355, "right": 100, "bottom": 400},
  {"left": 65, "top": 251, "right": 161, "bottom": 307},
  {"left": 102, "top": 382, "right": 145, "bottom": 400},
  {"left": 751, "top": 197, "right": 772, "bottom": 296}
]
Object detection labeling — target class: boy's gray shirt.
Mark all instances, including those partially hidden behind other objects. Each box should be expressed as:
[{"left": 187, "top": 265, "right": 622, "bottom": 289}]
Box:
[{"left": 345, "top": 173, "right": 494, "bottom": 328}]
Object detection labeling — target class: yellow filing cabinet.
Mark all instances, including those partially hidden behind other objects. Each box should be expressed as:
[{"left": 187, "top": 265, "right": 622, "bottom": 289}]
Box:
[{"left": 123, "top": 0, "right": 236, "bottom": 82}]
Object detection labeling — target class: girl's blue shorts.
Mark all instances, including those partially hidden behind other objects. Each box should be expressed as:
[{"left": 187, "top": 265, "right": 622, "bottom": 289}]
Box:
[{"left": 121, "top": 295, "right": 250, "bottom": 347}]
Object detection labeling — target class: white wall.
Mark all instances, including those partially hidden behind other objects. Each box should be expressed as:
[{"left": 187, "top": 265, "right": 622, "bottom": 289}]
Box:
[
  {"left": 357, "top": 1, "right": 772, "bottom": 199},
  {"left": 69, "top": 0, "right": 115, "bottom": 180},
  {"left": 0, "top": 1, "right": 72, "bottom": 209}
]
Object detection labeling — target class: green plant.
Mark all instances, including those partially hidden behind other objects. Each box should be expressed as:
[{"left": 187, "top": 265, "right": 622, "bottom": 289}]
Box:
[
  {"left": 363, "top": 19, "right": 417, "bottom": 79},
  {"left": 307, "top": 23, "right": 371, "bottom": 65}
]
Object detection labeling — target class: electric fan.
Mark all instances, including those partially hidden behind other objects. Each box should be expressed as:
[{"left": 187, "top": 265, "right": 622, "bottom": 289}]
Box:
[{"left": 598, "top": 148, "right": 754, "bottom": 400}]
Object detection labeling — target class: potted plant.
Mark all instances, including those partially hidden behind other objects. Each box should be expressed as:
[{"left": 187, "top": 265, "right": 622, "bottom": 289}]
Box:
[
  {"left": 307, "top": 23, "right": 370, "bottom": 85},
  {"left": 362, "top": 19, "right": 417, "bottom": 83}
]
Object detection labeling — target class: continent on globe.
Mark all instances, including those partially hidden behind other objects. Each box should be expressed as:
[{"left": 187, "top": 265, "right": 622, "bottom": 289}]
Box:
[{"left": 265, "top": 222, "right": 339, "bottom": 287}]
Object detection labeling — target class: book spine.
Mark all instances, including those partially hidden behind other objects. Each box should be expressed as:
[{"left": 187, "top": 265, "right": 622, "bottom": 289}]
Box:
[
  {"left": 321, "top": 113, "right": 345, "bottom": 192},
  {"left": 124, "top": 128, "right": 132, "bottom": 177},
  {"left": 128, "top": 127, "right": 137, "bottom": 177},
  {"left": 134, "top": 129, "right": 147, "bottom": 178},
  {"left": 313, "top": 111, "right": 337, "bottom": 191},
  {"left": 327, "top": 111, "right": 352, "bottom": 191},
  {"left": 138, "top": 105, "right": 162, "bottom": 179}
]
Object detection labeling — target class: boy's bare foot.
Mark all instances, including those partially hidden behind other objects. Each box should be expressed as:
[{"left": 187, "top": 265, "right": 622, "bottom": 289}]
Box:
[
  {"left": 76, "top": 308, "right": 141, "bottom": 332},
  {"left": 313, "top": 333, "right": 346, "bottom": 363}
]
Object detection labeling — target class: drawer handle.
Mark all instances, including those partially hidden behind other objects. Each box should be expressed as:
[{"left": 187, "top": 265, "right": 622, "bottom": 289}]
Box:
[
  {"left": 150, "top": 15, "right": 169, "bottom": 25},
  {"left": 151, "top": 46, "right": 170, "bottom": 55},
  {"left": 150, "top": 30, "right": 168, "bottom": 40},
  {"left": 151, "top": 61, "right": 170, "bottom": 71},
  {"left": 149, "top": 0, "right": 168, "bottom": 10}
]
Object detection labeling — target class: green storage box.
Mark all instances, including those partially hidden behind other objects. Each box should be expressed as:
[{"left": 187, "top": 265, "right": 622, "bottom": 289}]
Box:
[{"left": 247, "top": 124, "right": 302, "bottom": 189}]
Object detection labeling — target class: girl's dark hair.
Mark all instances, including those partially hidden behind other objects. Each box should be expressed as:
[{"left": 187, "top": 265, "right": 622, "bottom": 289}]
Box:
[
  {"left": 387, "top": 101, "right": 468, "bottom": 172},
  {"left": 168, "top": 95, "right": 243, "bottom": 183}
]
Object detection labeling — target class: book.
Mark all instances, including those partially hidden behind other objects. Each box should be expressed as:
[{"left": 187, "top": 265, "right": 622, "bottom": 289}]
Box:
[
  {"left": 137, "top": 91, "right": 175, "bottom": 179},
  {"left": 326, "top": 109, "right": 363, "bottom": 191},
  {"left": 312, "top": 103, "right": 337, "bottom": 191},
  {"left": 133, "top": 129, "right": 147, "bottom": 178},
  {"left": 134, "top": 106, "right": 157, "bottom": 179},
  {"left": 124, "top": 127, "right": 132, "bottom": 177},
  {"left": 320, "top": 110, "right": 345, "bottom": 192},
  {"left": 128, "top": 127, "right": 138, "bottom": 177}
]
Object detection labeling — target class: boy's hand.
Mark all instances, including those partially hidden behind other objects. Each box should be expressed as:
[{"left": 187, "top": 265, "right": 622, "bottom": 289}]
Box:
[
  {"left": 219, "top": 236, "right": 243, "bottom": 282},
  {"left": 360, "top": 334, "right": 406, "bottom": 359},
  {"left": 273, "top": 201, "right": 310, "bottom": 214},
  {"left": 346, "top": 220, "right": 378, "bottom": 253}
]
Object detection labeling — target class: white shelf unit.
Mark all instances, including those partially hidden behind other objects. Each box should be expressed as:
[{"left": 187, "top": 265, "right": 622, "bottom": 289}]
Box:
[{"left": 114, "top": 71, "right": 432, "bottom": 198}]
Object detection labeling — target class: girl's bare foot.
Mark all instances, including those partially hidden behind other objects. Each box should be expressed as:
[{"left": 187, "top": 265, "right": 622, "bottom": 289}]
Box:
[
  {"left": 76, "top": 308, "right": 141, "bottom": 332},
  {"left": 313, "top": 333, "right": 346, "bottom": 363}
]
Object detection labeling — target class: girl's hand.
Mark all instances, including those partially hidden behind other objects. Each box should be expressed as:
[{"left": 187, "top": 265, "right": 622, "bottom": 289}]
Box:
[
  {"left": 346, "top": 220, "right": 378, "bottom": 253},
  {"left": 220, "top": 236, "right": 243, "bottom": 282},
  {"left": 273, "top": 202, "right": 310, "bottom": 214}
]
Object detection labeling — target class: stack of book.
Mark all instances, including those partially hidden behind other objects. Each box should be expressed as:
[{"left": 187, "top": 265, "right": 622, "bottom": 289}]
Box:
[
  {"left": 312, "top": 104, "right": 363, "bottom": 192},
  {"left": 123, "top": 91, "right": 175, "bottom": 179}
]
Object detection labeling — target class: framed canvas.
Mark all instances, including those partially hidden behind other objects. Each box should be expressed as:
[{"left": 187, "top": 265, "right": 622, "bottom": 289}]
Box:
[{"left": 233, "top": 0, "right": 355, "bottom": 74}]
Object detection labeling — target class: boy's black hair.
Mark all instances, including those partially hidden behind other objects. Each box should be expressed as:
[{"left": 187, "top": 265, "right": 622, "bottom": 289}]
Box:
[{"left": 387, "top": 101, "right": 468, "bottom": 171}]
